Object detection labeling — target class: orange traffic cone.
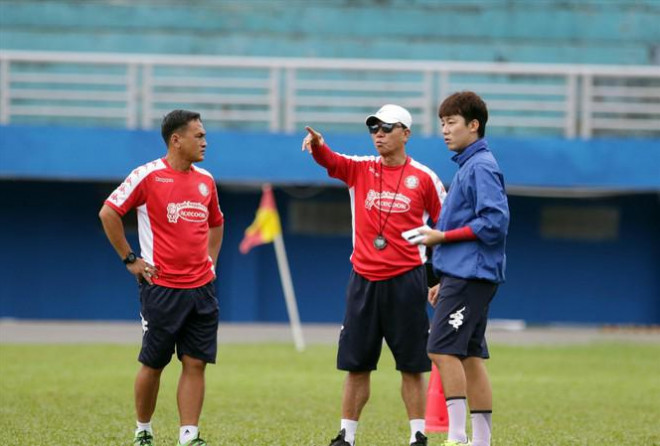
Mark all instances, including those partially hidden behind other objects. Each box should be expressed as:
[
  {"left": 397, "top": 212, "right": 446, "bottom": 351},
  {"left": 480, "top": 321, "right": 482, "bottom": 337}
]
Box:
[{"left": 425, "top": 363, "right": 448, "bottom": 432}]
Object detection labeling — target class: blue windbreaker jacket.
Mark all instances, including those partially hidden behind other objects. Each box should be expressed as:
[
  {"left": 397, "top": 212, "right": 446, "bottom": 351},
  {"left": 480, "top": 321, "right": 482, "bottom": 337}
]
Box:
[{"left": 431, "top": 138, "right": 509, "bottom": 283}]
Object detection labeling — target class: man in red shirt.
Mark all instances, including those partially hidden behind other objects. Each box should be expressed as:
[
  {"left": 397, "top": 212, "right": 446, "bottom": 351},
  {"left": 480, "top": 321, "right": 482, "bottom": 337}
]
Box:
[
  {"left": 99, "top": 110, "right": 224, "bottom": 446},
  {"left": 302, "top": 105, "right": 446, "bottom": 446}
]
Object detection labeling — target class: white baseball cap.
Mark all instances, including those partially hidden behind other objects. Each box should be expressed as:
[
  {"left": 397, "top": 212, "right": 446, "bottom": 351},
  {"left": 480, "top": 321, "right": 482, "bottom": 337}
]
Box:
[{"left": 366, "top": 104, "right": 413, "bottom": 129}]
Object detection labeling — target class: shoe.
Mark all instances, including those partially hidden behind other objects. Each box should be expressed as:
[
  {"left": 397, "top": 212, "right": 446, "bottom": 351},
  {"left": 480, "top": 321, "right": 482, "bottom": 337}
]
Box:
[
  {"left": 133, "top": 430, "right": 154, "bottom": 446},
  {"left": 411, "top": 431, "right": 428, "bottom": 445},
  {"left": 328, "top": 429, "right": 352, "bottom": 446},
  {"left": 177, "top": 434, "right": 207, "bottom": 446},
  {"left": 440, "top": 441, "right": 471, "bottom": 445}
]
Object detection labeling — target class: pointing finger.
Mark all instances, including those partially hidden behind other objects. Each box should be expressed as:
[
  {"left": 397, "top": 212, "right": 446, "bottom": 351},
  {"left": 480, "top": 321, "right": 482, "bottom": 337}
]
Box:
[
  {"left": 305, "top": 126, "right": 320, "bottom": 137},
  {"left": 304, "top": 126, "right": 324, "bottom": 150}
]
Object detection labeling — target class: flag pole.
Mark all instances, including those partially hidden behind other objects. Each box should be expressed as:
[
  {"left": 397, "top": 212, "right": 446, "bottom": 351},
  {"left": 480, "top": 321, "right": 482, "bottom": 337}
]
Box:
[{"left": 272, "top": 233, "right": 305, "bottom": 352}]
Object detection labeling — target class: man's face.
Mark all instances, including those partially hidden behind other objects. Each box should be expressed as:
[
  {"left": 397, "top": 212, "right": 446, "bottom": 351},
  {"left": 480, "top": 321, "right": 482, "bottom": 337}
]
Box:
[
  {"left": 440, "top": 114, "right": 479, "bottom": 152},
  {"left": 173, "top": 119, "right": 207, "bottom": 162},
  {"left": 368, "top": 121, "right": 410, "bottom": 157}
]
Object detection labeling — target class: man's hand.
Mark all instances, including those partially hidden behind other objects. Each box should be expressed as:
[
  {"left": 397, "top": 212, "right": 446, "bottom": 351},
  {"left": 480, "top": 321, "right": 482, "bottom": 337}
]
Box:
[
  {"left": 428, "top": 284, "right": 440, "bottom": 307},
  {"left": 126, "top": 258, "right": 159, "bottom": 285},
  {"left": 301, "top": 126, "right": 324, "bottom": 154},
  {"left": 419, "top": 227, "right": 445, "bottom": 247}
]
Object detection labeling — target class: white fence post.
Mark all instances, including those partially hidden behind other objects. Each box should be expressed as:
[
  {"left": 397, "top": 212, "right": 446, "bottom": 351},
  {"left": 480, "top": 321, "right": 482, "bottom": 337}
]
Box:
[
  {"left": 127, "top": 63, "right": 138, "bottom": 129},
  {"left": 565, "top": 73, "right": 578, "bottom": 139},
  {"left": 285, "top": 67, "right": 295, "bottom": 133},
  {"left": 141, "top": 64, "right": 153, "bottom": 130},
  {"left": 436, "top": 71, "right": 450, "bottom": 136},
  {"left": 0, "top": 58, "right": 9, "bottom": 125},
  {"left": 581, "top": 74, "right": 593, "bottom": 139},
  {"left": 269, "top": 67, "right": 280, "bottom": 132},
  {"left": 423, "top": 70, "right": 434, "bottom": 136}
]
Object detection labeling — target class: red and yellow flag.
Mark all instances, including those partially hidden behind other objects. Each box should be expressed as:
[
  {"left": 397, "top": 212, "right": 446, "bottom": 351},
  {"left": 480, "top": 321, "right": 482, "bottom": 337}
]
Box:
[{"left": 239, "top": 184, "right": 282, "bottom": 254}]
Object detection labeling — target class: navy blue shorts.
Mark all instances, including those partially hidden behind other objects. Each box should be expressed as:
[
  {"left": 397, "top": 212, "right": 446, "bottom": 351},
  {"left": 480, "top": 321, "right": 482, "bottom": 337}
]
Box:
[
  {"left": 138, "top": 281, "right": 219, "bottom": 369},
  {"left": 427, "top": 275, "right": 498, "bottom": 359},
  {"left": 337, "top": 266, "right": 431, "bottom": 373}
]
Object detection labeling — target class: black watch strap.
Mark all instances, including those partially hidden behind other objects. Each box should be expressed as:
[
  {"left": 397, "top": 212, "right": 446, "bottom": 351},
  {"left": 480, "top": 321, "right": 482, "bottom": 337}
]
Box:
[{"left": 123, "top": 252, "right": 137, "bottom": 265}]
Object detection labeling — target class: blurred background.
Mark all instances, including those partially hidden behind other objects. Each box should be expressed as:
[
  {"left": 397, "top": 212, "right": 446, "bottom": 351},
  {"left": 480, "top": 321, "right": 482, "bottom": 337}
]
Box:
[{"left": 0, "top": 0, "right": 658, "bottom": 326}]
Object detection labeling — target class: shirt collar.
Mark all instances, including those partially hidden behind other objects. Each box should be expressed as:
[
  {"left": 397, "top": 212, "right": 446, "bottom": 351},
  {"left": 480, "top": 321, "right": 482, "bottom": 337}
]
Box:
[{"left": 451, "top": 138, "right": 489, "bottom": 166}]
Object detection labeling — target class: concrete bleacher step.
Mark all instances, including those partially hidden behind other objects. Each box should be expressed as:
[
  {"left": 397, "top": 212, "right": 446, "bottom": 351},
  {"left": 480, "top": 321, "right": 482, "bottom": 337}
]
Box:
[{"left": 1, "top": 0, "right": 658, "bottom": 64}]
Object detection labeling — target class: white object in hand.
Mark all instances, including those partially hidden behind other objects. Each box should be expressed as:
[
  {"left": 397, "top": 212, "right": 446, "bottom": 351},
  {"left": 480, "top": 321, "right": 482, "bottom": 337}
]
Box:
[{"left": 401, "top": 225, "right": 431, "bottom": 245}]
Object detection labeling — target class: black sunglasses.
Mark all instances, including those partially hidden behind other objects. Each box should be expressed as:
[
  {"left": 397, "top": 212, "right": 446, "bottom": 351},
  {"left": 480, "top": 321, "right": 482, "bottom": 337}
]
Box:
[{"left": 367, "top": 122, "right": 404, "bottom": 134}]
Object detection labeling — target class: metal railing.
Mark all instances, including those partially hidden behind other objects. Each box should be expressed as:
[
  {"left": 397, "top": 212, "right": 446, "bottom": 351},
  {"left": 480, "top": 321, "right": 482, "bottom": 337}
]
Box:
[{"left": 1, "top": 50, "right": 659, "bottom": 138}]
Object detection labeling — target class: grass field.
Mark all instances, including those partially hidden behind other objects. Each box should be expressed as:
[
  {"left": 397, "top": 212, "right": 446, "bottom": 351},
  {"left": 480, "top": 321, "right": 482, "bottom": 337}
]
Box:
[{"left": 1, "top": 342, "right": 659, "bottom": 445}]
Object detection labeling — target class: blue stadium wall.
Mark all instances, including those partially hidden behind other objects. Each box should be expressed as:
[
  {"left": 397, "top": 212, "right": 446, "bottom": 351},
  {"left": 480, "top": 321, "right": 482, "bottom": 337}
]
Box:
[{"left": 1, "top": 126, "right": 659, "bottom": 325}]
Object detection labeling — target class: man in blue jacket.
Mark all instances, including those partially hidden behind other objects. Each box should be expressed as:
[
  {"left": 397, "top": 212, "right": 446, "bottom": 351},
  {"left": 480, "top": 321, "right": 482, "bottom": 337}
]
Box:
[{"left": 420, "top": 91, "right": 509, "bottom": 446}]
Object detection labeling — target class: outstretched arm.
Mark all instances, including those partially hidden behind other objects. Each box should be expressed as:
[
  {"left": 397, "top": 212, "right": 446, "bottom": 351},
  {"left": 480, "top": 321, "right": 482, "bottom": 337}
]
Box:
[{"left": 301, "top": 125, "right": 357, "bottom": 184}]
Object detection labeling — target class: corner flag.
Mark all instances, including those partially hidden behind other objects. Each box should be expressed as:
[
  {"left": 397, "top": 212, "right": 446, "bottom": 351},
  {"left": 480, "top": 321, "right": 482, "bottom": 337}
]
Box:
[
  {"left": 239, "top": 184, "right": 305, "bottom": 351},
  {"left": 239, "top": 184, "right": 282, "bottom": 254}
]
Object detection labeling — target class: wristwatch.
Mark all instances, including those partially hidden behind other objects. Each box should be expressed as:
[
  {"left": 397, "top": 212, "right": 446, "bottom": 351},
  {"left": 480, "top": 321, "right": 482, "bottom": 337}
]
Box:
[{"left": 122, "top": 252, "right": 137, "bottom": 265}]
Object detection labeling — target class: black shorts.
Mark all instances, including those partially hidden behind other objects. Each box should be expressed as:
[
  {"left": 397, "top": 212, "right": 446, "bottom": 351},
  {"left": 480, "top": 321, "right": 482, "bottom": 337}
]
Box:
[
  {"left": 427, "top": 275, "right": 498, "bottom": 359},
  {"left": 138, "top": 281, "right": 219, "bottom": 369},
  {"left": 337, "top": 266, "right": 431, "bottom": 373}
]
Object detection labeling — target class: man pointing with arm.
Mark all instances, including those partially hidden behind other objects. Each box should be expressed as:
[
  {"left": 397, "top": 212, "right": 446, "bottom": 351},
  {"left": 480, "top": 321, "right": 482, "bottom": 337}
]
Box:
[{"left": 303, "top": 105, "right": 446, "bottom": 446}]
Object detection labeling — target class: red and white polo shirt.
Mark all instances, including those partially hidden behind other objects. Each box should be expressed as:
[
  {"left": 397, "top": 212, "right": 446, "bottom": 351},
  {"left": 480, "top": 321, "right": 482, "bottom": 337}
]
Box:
[
  {"left": 105, "top": 158, "right": 224, "bottom": 288},
  {"left": 313, "top": 144, "right": 445, "bottom": 281}
]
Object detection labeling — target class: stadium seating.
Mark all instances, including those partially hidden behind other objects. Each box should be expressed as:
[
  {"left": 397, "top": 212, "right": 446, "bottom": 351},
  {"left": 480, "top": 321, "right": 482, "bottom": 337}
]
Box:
[{"left": 2, "top": 1, "right": 658, "bottom": 64}]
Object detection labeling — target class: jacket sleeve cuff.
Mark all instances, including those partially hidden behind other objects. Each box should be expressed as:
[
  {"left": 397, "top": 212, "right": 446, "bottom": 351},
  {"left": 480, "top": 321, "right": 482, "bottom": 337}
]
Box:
[{"left": 443, "top": 226, "right": 477, "bottom": 243}]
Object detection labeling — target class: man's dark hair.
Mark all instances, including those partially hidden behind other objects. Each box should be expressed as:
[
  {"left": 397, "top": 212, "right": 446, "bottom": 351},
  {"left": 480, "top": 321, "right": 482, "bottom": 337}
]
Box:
[
  {"left": 161, "top": 109, "right": 202, "bottom": 145},
  {"left": 439, "top": 91, "right": 488, "bottom": 138}
]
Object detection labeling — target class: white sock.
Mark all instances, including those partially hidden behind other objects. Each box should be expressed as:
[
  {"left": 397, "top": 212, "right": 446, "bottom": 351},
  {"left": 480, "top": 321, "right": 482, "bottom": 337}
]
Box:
[
  {"left": 446, "top": 397, "right": 469, "bottom": 443},
  {"left": 409, "top": 418, "right": 425, "bottom": 443},
  {"left": 136, "top": 421, "right": 152, "bottom": 434},
  {"left": 340, "top": 419, "right": 358, "bottom": 445},
  {"left": 470, "top": 411, "right": 492, "bottom": 446},
  {"left": 179, "top": 425, "right": 199, "bottom": 444}
]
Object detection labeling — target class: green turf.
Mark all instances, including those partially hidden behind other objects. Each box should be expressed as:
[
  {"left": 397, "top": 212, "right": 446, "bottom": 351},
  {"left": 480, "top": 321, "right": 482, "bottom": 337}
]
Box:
[{"left": 1, "top": 342, "right": 658, "bottom": 445}]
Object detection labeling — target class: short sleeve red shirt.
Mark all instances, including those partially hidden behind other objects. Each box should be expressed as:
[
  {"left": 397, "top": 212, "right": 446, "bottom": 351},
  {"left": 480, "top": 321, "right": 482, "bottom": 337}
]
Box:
[
  {"left": 312, "top": 144, "right": 446, "bottom": 281},
  {"left": 105, "top": 158, "right": 224, "bottom": 288}
]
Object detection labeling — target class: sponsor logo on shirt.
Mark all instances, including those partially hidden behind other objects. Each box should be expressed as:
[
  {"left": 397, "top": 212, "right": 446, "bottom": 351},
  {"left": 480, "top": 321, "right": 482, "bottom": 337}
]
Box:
[
  {"left": 155, "top": 176, "right": 174, "bottom": 183},
  {"left": 167, "top": 201, "right": 209, "bottom": 223},
  {"left": 365, "top": 189, "right": 411, "bottom": 213}
]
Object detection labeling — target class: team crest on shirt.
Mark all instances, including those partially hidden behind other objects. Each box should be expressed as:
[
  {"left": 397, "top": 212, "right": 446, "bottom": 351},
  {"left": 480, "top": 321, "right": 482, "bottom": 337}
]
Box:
[
  {"left": 167, "top": 201, "right": 209, "bottom": 223},
  {"left": 198, "top": 182, "right": 210, "bottom": 197},
  {"left": 404, "top": 175, "right": 419, "bottom": 189}
]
